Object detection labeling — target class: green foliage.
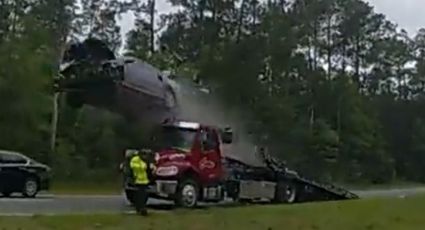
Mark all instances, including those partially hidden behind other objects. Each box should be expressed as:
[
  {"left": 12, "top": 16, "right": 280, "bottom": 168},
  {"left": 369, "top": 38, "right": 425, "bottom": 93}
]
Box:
[{"left": 0, "top": 5, "right": 53, "bottom": 157}]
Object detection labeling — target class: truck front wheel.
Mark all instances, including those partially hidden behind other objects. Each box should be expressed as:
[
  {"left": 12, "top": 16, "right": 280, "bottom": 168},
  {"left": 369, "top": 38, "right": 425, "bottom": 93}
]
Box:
[{"left": 175, "top": 178, "right": 199, "bottom": 208}]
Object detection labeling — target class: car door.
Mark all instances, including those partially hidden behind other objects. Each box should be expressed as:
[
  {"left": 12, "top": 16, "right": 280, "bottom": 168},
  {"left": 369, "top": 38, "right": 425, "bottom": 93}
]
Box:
[
  {"left": 0, "top": 153, "right": 28, "bottom": 192},
  {"left": 198, "top": 128, "right": 222, "bottom": 183},
  {"left": 0, "top": 153, "right": 6, "bottom": 192}
]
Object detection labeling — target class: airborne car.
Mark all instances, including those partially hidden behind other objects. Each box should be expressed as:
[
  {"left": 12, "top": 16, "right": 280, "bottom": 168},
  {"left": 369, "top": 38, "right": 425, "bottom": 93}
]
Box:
[{"left": 55, "top": 38, "right": 179, "bottom": 125}]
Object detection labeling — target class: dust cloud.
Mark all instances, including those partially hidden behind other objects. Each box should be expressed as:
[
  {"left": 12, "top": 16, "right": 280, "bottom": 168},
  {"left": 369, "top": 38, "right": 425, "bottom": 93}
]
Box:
[{"left": 170, "top": 77, "right": 263, "bottom": 166}]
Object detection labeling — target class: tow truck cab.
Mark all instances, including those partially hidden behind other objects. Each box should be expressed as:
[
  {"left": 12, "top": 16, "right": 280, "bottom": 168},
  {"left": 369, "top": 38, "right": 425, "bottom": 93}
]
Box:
[{"left": 147, "top": 121, "right": 233, "bottom": 207}]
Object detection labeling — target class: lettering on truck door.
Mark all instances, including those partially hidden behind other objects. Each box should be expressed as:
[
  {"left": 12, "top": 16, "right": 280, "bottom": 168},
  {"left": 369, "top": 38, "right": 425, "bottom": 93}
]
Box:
[{"left": 199, "top": 128, "right": 221, "bottom": 182}]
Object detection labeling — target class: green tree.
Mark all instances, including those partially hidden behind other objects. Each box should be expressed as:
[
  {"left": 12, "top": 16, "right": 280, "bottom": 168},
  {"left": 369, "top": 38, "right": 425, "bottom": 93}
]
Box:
[{"left": 77, "top": 0, "right": 127, "bottom": 52}]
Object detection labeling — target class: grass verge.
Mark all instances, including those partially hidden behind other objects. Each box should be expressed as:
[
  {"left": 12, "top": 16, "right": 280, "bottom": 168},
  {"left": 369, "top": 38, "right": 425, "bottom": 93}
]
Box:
[
  {"left": 1, "top": 195, "right": 425, "bottom": 230},
  {"left": 344, "top": 181, "right": 425, "bottom": 190}
]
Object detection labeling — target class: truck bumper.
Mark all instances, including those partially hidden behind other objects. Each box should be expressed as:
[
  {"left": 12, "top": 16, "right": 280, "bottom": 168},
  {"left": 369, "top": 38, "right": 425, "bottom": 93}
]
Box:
[{"left": 148, "top": 180, "right": 178, "bottom": 199}]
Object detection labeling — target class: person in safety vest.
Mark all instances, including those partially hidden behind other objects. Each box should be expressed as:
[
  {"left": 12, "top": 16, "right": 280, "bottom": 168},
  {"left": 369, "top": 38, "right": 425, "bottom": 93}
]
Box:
[
  {"left": 130, "top": 148, "right": 153, "bottom": 216},
  {"left": 121, "top": 150, "right": 138, "bottom": 185},
  {"left": 120, "top": 149, "right": 138, "bottom": 205}
]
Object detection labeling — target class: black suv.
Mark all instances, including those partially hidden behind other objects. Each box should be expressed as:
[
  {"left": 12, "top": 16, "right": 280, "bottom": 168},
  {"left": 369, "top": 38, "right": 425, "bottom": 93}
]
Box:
[{"left": 0, "top": 150, "right": 51, "bottom": 198}]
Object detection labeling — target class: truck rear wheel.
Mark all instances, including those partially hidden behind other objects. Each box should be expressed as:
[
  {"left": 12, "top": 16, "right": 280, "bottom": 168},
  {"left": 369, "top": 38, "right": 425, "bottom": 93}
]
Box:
[
  {"left": 274, "top": 182, "right": 297, "bottom": 204},
  {"left": 175, "top": 178, "right": 199, "bottom": 208}
]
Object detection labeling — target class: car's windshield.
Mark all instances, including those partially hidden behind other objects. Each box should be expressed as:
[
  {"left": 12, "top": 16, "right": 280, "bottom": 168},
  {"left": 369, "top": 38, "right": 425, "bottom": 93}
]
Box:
[{"left": 152, "top": 126, "right": 197, "bottom": 152}]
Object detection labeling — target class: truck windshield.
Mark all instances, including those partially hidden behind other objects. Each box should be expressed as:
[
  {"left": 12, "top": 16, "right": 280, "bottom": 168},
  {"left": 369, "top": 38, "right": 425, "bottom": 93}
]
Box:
[{"left": 154, "top": 127, "right": 197, "bottom": 152}]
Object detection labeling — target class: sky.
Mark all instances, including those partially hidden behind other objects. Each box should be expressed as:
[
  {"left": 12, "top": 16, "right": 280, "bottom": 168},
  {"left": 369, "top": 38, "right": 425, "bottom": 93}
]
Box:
[
  {"left": 365, "top": 0, "right": 425, "bottom": 35},
  {"left": 120, "top": 0, "right": 425, "bottom": 42}
]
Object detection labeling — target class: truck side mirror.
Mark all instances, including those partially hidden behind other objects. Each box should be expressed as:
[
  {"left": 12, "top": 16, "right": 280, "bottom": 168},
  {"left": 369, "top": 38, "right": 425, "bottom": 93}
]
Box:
[{"left": 221, "top": 128, "right": 233, "bottom": 144}]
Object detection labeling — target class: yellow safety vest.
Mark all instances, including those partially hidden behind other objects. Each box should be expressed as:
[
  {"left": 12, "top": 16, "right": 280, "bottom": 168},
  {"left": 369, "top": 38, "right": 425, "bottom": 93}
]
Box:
[{"left": 130, "top": 155, "right": 149, "bottom": 185}]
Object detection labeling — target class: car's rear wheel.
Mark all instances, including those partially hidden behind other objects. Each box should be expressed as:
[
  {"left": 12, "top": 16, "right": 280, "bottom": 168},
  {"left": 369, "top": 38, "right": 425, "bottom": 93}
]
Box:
[{"left": 22, "top": 177, "right": 39, "bottom": 198}]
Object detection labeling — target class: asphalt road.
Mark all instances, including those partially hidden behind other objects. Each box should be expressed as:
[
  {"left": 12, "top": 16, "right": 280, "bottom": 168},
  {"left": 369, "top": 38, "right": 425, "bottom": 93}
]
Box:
[{"left": 1, "top": 188, "right": 425, "bottom": 216}]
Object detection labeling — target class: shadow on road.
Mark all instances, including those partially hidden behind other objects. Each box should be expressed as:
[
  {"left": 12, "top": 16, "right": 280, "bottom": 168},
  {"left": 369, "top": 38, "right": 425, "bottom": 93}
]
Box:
[{"left": 145, "top": 201, "right": 254, "bottom": 212}]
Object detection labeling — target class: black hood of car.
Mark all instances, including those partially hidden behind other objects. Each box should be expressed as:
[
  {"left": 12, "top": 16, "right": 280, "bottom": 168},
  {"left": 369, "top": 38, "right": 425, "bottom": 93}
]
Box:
[{"left": 28, "top": 159, "right": 51, "bottom": 171}]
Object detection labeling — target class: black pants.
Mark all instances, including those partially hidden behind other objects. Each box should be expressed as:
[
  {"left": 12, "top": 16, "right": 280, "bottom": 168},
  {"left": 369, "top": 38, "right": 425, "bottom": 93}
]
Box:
[{"left": 134, "top": 184, "right": 148, "bottom": 215}]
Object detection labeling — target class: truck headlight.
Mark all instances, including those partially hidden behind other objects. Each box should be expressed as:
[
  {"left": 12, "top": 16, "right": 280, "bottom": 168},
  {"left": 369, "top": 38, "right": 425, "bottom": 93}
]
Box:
[
  {"left": 154, "top": 153, "right": 160, "bottom": 162},
  {"left": 156, "top": 166, "right": 179, "bottom": 176}
]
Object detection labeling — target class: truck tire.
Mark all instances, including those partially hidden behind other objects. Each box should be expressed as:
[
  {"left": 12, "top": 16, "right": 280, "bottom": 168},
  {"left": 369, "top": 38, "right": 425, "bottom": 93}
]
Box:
[
  {"left": 273, "top": 183, "right": 286, "bottom": 203},
  {"left": 274, "top": 182, "right": 297, "bottom": 204},
  {"left": 175, "top": 178, "right": 199, "bottom": 208},
  {"left": 284, "top": 183, "right": 297, "bottom": 203}
]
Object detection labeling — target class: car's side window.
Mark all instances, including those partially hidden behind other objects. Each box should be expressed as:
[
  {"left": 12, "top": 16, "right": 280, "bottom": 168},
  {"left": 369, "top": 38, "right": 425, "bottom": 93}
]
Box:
[{"left": 1, "top": 154, "right": 27, "bottom": 165}]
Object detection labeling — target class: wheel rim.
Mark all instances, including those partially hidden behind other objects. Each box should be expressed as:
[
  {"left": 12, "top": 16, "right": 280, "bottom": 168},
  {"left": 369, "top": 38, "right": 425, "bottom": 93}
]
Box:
[
  {"left": 25, "top": 180, "right": 37, "bottom": 196},
  {"left": 181, "top": 184, "right": 197, "bottom": 207},
  {"left": 285, "top": 186, "right": 296, "bottom": 203}
]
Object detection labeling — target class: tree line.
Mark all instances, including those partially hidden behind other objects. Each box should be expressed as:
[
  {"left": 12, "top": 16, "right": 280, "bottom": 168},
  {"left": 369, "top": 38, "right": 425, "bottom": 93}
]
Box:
[{"left": 1, "top": 0, "right": 425, "bottom": 184}]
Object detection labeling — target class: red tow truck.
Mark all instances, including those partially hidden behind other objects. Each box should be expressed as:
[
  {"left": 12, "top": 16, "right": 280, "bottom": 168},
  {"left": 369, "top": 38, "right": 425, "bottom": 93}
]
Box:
[{"left": 123, "top": 120, "right": 358, "bottom": 208}]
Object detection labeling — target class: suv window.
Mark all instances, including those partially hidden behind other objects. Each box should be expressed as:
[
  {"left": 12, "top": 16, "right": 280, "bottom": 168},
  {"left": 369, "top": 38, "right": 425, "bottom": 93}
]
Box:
[{"left": 0, "top": 153, "right": 27, "bottom": 164}]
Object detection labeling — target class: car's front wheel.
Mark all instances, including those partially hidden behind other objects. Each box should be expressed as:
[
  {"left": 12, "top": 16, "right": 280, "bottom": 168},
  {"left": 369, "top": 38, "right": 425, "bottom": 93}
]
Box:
[{"left": 22, "top": 177, "right": 39, "bottom": 198}]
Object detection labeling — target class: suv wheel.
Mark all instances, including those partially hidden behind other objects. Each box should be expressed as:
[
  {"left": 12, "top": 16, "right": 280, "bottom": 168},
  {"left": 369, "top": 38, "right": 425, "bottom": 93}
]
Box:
[{"left": 22, "top": 177, "right": 39, "bottom": 198}]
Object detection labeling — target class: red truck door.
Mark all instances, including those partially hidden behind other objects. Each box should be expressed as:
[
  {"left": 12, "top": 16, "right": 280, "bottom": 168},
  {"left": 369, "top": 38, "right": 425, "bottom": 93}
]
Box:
[{"left": 198, "top": 127, "right": 222, "bottom": 183}]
